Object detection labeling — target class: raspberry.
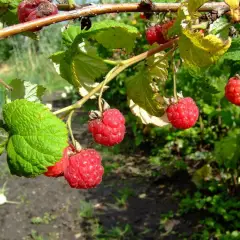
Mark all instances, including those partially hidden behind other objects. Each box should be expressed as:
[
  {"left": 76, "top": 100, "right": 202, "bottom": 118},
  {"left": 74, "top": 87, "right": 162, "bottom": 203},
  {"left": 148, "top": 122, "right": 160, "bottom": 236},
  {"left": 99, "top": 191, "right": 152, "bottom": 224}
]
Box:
[
  {"left": 64, "top": 149, "right": 104, "bottom": 189},
  {"left": 146, "top": 20, "right": 175, "bottom": 45},
  {"left": 166, "top": 97, "right": 199, "bottom": 129},
  {"left": 146, "top": 26, "right": 159, "bottom": 45},
  {"left": 18, "top": 0, "right": 58, "bottom": 24},
  {"left": 88, "top": 109, "right": 126, "bottom": 147},
  {"left": 140, "top": 13, "right": 147, "bottom": 20},
  {"left": 225, "top": 76, "right": 240, "bottom": 106},
  {"left": 44, "top": 145, "right": 73, "bottom": 177}
]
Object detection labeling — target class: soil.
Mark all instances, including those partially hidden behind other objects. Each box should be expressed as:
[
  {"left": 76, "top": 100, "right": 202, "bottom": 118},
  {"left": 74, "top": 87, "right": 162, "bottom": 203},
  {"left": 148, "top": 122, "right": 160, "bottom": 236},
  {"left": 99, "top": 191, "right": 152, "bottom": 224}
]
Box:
[{"left": 0, "top": 99, "right": 198, "bottom": 240}]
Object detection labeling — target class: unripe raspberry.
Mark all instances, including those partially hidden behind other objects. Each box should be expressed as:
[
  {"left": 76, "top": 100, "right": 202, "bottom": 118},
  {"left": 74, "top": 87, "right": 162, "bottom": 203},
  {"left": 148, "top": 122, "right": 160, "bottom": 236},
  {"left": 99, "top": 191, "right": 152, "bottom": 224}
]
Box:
[
  {"left": 88, "top": 109, "right": 126, "bottom": 147},
  {"left": 166, "top": 97, "right": 199, "bottom": 129},
  {"left": 44, "top": 145, "right": 74, "bottom": 177},
  {"left": 18, "top": 0, "right": 58, "bottom": 24},
  {"left": 225, "top": 75, "right": 240, "bottom": 106},
  {"left": 64, "top": 149, "right": 104, "bottom": 189}
]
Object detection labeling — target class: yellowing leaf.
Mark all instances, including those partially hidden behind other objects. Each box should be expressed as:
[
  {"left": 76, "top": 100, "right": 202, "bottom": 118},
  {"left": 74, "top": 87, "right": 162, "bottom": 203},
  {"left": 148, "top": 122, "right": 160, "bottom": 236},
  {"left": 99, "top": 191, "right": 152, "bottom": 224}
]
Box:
[
  {"left": 129, "top": 99, "right": 169, "bottom": 127},
  {"left": 188, "top": 0, "right": 208, "bottom": 14},
  {"left": 147, "top": 52, "right": 169, "bottom": 82},
  {"left": 179, "top": 29, "right": 231, "bottom": 71},
  {"left": 225, "top": 0, "right": 239, "bottom": 9}
]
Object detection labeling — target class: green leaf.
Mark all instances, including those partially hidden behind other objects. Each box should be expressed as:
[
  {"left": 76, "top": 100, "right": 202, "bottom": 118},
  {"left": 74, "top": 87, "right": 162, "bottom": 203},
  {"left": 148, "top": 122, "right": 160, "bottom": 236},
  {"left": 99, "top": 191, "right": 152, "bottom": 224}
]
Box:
[
  {"left": 62, "top": 25, "right": 81, "bottom": 46},
  {"left": 209, "top": 17, "right": 230, "bottom": 40},
  {"left": 0, "top": 128, "right": 9, "bottom": 155},
  {"left": 125, "top": 67, "right": 165, "bottom": 117},
  {"left": 68, "top": 20, "right": 139, "bottom": 52},
  {"left": 0, "top": 0, "right": 21, "bottom": 25},
  {"left": 179, "top": 29, "right": 231, "bottom": 71},
  {"left": 188, "top": 0, "right": 208, "bottom": 14},
  {"left": 214, "top": 131, "right": 240, "bottom": 169},
  {"left": 223, "top": 38, "right": 240, "bottom": 61},
  {"left": 9, "top": 79, "right": 46, "bottom": 102},
  {"left": 50, "top": 42, "right": 108, "bottom": 89},
  {"left": 192, "top": 164, "right": 212, "bottom": 187},
  {"left": 3, "top": 99, "right": 68, "bottom": 177}
]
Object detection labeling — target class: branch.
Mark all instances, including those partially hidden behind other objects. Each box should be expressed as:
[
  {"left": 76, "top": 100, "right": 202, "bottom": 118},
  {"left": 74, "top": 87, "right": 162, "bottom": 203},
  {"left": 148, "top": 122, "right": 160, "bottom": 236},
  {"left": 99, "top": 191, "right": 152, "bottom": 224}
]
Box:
[
  {"left": 0, "top": 2, "right": 229, "bottom": 39},
  {"left": 53, "top": 38, "right": 178, "bottom": 115}
]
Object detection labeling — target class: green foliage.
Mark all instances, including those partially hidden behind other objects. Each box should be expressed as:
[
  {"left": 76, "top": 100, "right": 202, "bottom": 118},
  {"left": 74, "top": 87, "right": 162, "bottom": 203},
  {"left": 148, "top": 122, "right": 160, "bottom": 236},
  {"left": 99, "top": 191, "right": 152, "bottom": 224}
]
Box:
[
  {"left": 65, "top": 20, "right": 139, "bottom": 52},
  {"left": 0, "top": 128, "right": 9, "bottom": 155},
  {"left": 188, "top": 0, "right": 209, "bottom": 14},
  {"left": 3, "top": 99, "right": 68, "bottom": 177}
]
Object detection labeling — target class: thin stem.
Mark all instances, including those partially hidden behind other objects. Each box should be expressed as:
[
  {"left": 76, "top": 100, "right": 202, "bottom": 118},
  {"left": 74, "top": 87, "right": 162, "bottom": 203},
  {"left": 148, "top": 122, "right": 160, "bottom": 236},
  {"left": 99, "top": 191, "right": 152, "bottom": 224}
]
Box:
[
  {"left": 103, "top": 59, "right": 119, "bottom": 66},
  {"left": 54, "top": 38, "right": 179, "bottom": 115},
  {"left": 98, "top": 66, "right": 118, "bottom": 112},
  {"left": 0, "top": 79, "right": 12, "bottom": 91},
  {"left": 172, "top": 52, "right": 177, "bottom": 100},
  {"left": 67, "top": 110, "right": 76, "bottom": 147},
  {"left": 0, "top": 2, "right": 230, "bottom": 39}
]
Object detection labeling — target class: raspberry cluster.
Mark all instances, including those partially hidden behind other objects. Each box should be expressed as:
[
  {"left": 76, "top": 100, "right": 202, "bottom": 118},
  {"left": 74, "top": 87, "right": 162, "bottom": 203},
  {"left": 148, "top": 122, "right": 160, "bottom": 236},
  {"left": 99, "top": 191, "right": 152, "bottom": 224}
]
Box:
[
  {"left": 146, "top": 20, "right": 175, "bottom": 45},
  {"left": 45, "top": 145, "right": 104, "bottom": 189},
  {"left": 18, "top": 0, "right": 58, "bottom": 24}
]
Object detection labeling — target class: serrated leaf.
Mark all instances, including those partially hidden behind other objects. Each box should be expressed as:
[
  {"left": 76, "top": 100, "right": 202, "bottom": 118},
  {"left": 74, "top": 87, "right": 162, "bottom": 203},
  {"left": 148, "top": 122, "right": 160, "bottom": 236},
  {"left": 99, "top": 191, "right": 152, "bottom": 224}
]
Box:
[
  {"left": 9, "top": 79, "right": 46, "bottom": 102},
  {"left": 62, "top": 25, "right": 81, "bottom": 46},
  {"left": 222, "top": 38, "right": 240, "bottom": 61},
  {"left": 3, "top": 99, "right": 68, "bottom": 177},
  {"left": 188, "top": 0, "right": 208, "bottom": 14},
  {"left": 67, "top": 20, "right": 139, "bottom": 52},
  {"left": 179, "top": 29, "right": 231, "bottom": 71},
  {"left": 201, "top": 81, "right": 220, "bottom": 94},
  {"left": 129, "top": 99, "right": 169, "bottom": 127},
  {"left": 125, "top": 68, "right": 165, "bottom": 117},
  {"left": 50, "top": 42, "right": 108, "bottom": 89},
  {"left": 0, "top": 128, "right": 9, "bottom": 155},
  {"left": 0, "top": 0, "right": 21, "bottom": 25},
  {"left": 225, "top": 0, "right": 239, "bottom": 9},
  {"left": 209, "top": 17, "right": 230, "bottom": 39},
  {"left": 147, "top": 52, "right": 169, "bottom": 82}
]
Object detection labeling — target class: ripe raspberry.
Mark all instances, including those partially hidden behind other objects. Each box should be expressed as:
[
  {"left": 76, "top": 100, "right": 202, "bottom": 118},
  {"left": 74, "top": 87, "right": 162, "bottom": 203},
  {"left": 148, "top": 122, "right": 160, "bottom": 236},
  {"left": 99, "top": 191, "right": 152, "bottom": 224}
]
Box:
[
  {"left": 88, "top": 109, "right": 126, "bottom": 147},
  {"left": 146, "top": 20, "right": 175, "bottom": 45},
  {"left": 64, "top": 149, "right": 104, "bottom": 189},
  {"left": 146, "top": 26, "right": 159, "bottom": 45},
  {"left": 166, "top": 97, "right": 199, "bottom": 129},
  {"left": 225, "top": 76, "right": 240, "bottom": 106},
  {"left": 18, "top": 0, "right": 58, "bottom": 24},
  {"left": 44, "top": 145, "right": 73, "bottom": 177},
  {"left": 140, "top": 13, "right": 147, "bottom": 20}
]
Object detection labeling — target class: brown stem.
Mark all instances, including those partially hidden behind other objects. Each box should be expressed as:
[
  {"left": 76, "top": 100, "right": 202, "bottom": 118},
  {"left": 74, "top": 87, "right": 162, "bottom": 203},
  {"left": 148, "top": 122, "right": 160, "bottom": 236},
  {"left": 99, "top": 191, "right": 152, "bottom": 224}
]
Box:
[
  {"left": 0, "top": 79, "right": 12, "bottom": 91},
  {"left": 0, "top": 2, "right": 229, "bottom": 39}
]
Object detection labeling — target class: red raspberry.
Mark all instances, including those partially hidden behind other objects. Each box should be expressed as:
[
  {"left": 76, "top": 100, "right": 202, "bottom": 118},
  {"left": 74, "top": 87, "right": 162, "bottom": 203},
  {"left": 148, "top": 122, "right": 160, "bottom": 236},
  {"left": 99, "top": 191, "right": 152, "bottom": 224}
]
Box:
[
  {"left": 88, "top": 109, "right": 126, "bottom": 147},
  {"left": 140, "top": 13, "right": 147, "bottom": 20},
  {"left": 146, "top": 20, "right": 175, "bottom": 45},
  {"left": 18, "top": 0, "right": 58, "bottom": 23},
  {"left": 44, "top": 145, "right": 73, "bottom": 177},
  {"left": 64, "top": 149, "right": 104, "bottom": 189},
  {"left": 225, "top": 76, "right": 240, "bottom": 106},
  {"left": 146, "top": 26, "right": 159, "bottom": 45},
  {"left": 166, "top": 97, "right": 199, "bottom": 129}
]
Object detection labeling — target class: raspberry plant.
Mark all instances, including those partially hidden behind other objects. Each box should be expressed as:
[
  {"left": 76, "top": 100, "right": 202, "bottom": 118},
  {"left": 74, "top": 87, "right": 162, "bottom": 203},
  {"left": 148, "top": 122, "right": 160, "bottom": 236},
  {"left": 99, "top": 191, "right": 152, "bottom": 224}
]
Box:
[{"left": 0, "top": 0, "right": 239, "bottom": 190}]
